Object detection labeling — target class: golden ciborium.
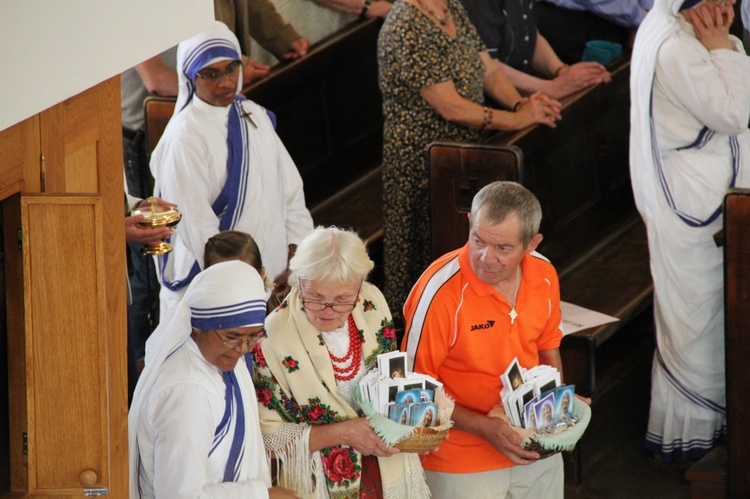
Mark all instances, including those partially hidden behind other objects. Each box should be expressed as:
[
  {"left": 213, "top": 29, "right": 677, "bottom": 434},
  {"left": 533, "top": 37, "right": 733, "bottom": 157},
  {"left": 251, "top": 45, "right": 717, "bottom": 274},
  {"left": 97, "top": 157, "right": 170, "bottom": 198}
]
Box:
[{"left": 133, "top": 202, "right": 182, "bottom": 256}]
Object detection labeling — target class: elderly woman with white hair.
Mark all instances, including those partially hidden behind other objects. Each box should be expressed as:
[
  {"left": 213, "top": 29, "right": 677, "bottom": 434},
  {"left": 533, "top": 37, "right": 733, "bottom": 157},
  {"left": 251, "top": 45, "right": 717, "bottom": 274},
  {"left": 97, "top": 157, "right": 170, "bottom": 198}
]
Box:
[
  {"left": 253, "top": 226, "right": 431, "bottom": 498},
  {"left": 129, "top": 261, "right": 297, "bottom": 498},
  {"left": 630, "top": 0, "right": 750, "bottom": 463}
]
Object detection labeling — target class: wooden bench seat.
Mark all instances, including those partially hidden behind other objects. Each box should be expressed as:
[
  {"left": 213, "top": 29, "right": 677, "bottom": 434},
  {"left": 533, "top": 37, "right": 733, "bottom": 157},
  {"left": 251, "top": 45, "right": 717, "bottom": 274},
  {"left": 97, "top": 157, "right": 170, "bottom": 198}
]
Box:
[
  {"left": 308, "top": 166, "right": 383, "bottom": 244},
  {"left": 557, "top": 216, "right": 652, "bottom": 397}
]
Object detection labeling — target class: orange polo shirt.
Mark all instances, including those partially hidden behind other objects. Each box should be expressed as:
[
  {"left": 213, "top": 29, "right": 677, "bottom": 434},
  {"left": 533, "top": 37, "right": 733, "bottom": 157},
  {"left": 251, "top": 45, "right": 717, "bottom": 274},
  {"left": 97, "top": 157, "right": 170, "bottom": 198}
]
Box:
[{"left": 402, "top": 245, "right": 563, "bottom": 473}]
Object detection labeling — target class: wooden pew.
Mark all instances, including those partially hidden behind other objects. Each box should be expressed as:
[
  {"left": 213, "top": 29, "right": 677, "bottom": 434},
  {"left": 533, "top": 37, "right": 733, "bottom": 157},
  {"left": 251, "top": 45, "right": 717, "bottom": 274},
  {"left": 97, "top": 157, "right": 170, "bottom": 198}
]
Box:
[
  {"left": 244, "top": 19, "right": 384, "bottom": 221},
  {"left": 144, "top": 96, "right": 177, "bottom": 162},
  {"left": 683, "top": 187, "right": 750, "bottom": 498},
  {"left": 428, "top": 143, "right": 523, "bottom": 257},
  {"left": 723, "top": 188, "right": 750, "bottom": 497}
]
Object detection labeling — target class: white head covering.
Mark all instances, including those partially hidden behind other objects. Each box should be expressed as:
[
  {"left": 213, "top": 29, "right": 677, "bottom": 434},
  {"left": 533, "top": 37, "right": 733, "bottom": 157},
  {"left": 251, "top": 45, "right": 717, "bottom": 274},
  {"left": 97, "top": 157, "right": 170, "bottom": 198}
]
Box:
[
  {"left": 128, "top": 260, "right": 266, "bottom": 497},
  {"left": 629, "top": 0, "right": 693, "bottom": 221},
  {"left": 174, "top": 20, "right": 243, "bottom": 115}
]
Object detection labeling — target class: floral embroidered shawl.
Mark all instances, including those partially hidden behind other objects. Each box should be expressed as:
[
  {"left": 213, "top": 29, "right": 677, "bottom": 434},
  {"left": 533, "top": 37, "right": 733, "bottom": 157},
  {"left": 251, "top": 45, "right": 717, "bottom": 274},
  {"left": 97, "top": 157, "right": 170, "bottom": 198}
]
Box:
[{"left": 253, "top": 282, "right": 429, "bottom": 499}]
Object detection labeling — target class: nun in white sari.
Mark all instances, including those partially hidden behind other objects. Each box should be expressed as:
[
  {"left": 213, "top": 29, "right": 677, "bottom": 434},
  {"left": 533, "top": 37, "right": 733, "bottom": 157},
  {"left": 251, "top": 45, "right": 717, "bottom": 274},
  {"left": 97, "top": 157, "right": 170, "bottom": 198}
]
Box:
[
  {"left": 150, "top": 21, "right": 313, "bottom": 323},
  {"left": 129, "top": 260, "right": 299, "bottom": 498},
  {"left": 630, "top": 0, "right": 750, "bottom": 462}
]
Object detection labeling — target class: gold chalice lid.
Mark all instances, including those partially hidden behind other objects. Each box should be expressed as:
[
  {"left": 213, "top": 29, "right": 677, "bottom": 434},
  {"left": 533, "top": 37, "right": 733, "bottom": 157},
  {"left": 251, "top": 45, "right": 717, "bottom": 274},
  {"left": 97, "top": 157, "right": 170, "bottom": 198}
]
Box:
[
  {"left": 133, "top": 202, "right": 182, "bottom": 256},
  {"left": 133, "top": 204, "right": 181, "bottom": 228}
]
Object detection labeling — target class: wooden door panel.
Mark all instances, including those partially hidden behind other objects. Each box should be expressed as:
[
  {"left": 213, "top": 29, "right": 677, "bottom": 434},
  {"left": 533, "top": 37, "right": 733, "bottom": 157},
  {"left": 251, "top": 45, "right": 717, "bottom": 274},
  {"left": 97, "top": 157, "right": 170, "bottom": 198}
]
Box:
[
  {"left": 0, "top": 116, "right": 40, "bottom": 195},
  {"left": 20, "top": 195, "right": 109, "bottom": 494},
  {"left": 39, "top": 79, "right": 121, "bottom": 195}
]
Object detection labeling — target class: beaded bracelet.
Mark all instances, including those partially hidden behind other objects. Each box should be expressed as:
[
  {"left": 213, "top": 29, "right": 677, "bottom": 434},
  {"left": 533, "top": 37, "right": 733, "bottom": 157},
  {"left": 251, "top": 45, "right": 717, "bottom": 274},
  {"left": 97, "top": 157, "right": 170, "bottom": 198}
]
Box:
[{"left": 482, "top": 106, "right": 494, "bottom": 130}]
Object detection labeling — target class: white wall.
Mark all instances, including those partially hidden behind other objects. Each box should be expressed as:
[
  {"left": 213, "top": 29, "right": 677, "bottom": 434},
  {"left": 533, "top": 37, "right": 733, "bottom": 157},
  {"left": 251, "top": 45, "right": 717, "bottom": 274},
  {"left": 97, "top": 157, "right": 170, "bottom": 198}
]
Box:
[{"left": 0, "top": 0, "right": 214, "bottom": 132}]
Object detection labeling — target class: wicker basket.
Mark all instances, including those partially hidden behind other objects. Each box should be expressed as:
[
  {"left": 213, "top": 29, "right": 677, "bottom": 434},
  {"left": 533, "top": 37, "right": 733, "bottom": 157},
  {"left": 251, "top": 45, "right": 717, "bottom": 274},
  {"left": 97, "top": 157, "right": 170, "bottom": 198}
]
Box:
[
  {"left": 394, "top": 427, "right": 449, "bottom": 453},
  {"left": 522, "top": 401, "right": 592, "bottom": 459}
]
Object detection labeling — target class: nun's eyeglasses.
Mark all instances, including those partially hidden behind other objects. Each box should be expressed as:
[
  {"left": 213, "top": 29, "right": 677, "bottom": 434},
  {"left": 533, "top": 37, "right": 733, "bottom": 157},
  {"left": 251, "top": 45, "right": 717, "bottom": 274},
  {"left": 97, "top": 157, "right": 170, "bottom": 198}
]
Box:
[
  {"left": 213, "top": 328, "right": 265, "bottom": 349},
  {"left": 196, "top": 60, "right": 242, "bottom": 82}
]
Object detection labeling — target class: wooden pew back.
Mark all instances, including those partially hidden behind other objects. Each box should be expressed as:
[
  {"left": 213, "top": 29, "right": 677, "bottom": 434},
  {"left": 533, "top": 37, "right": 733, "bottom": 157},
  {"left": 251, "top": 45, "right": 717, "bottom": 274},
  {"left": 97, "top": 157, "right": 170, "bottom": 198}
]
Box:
[
  {"left": 723, "top": 187, "right": 750, "bottom": 497},
  {"left": 486, "top": 59, "right": 634, "bottom": 272},
  {"left": 427, "top": 142, "right": 523, "bottom": 258},
  {"left": 244, "top": 20, "right": 383, "bottom": 209},
  {"left": 143, "top": 96, "right": 177, "bottom": 160}
]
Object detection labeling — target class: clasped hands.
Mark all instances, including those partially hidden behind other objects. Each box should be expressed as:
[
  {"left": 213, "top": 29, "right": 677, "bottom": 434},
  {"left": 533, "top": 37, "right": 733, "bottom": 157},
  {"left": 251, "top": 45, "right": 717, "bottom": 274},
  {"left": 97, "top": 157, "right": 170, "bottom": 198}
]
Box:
[
  {"left": 687, "top": 1, "right": 735, "bottom": 52},
  {"left": 515, "top": 92, "right": 562, "bottom": 128},
  {"left": 551, "top": 62, "right": 612, "bottom": 99}
]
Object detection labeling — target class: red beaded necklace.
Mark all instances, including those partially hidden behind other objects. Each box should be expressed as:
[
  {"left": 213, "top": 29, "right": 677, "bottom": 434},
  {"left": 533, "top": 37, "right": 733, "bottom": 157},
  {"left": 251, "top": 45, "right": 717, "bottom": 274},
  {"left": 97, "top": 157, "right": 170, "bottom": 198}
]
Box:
[{"left": 328, "top": 315, "right": 363, "bottom": 382}]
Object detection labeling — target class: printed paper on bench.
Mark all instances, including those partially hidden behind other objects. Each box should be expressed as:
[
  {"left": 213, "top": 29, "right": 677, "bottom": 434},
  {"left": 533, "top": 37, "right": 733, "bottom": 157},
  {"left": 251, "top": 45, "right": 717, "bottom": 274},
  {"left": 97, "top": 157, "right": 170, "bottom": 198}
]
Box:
[{"left": 560, "top": 301, "right": 619, "bottom": 335}]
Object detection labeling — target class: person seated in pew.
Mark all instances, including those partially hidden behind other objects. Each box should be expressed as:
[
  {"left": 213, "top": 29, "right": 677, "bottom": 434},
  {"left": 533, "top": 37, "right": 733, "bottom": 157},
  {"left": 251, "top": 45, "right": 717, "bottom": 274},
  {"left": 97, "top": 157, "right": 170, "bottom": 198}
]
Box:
[
  {"left": 248, "top": 0, "right": 393, "bottom": 66},
  {"left": 537, "top": 0, "right": 651, "bottom": 64},
  {"left": 402, "top": 181, "right": 576, "bottom": 498},
  {"left": 377, "top": 0, "right": 561, "bottom": 327},
  {"left": 459, "top": 0, "right": 612, "bottom": 100},
  {"left": 150, "top": 21, "right": 313, "bottom": 325},
  {"left": 128, "top": 260, "right": 299, "bottom": 498},
  {"left": 630, "top": 0, "right": 750, "bottom": 464},
  {"left": 204, "top": 230, "right": 282, "bottom": 313}
]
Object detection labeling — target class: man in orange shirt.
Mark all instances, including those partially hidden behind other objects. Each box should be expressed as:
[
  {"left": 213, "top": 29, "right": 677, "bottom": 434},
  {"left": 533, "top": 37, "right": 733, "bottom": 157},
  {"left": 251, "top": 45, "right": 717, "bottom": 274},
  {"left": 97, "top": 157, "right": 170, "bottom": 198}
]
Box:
[{"left": 402, "top": 181, "right": 564, "bottom": 498}]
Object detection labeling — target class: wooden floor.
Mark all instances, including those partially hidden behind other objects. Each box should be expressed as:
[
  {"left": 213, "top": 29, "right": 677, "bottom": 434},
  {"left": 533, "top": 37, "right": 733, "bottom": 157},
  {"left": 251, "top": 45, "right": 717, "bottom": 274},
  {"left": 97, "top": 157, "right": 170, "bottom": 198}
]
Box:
[{"left": 566, "top": 306, "right": 692, "bottom": 498}]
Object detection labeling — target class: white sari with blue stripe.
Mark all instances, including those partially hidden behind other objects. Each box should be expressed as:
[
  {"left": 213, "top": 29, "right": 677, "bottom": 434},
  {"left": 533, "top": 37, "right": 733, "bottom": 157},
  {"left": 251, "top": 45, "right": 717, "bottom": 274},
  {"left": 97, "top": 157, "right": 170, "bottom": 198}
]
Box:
[
  {"left": 129, "top": 260, "right": 271, "bottom": 498},
  {"left": 630, "top": 0, "right": 750, "bottom": 462},
  {"left": 150, "top": 21, "right": 313, "bottom": 321}
]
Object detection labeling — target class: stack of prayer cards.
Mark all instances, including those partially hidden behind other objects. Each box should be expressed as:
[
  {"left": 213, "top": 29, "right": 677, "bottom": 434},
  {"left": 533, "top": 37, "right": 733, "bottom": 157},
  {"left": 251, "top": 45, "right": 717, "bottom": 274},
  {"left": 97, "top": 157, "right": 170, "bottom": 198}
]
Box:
[
  {"left": 500, "top": 357, "right": 576, "bottom": 434},
  {"left": 358, "top": 351, "right": 441, "bottom": 428}
]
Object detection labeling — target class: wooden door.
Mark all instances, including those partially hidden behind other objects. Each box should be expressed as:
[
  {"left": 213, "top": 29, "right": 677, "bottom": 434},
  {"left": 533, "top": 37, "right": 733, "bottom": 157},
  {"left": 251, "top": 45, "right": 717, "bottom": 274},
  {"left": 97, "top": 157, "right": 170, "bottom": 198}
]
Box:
[
  {"left": 2, "top": 76, "right": 128, "bottom": 497},
  {"left": 5, "top": 196, "right": 110, "bottom": 496}
]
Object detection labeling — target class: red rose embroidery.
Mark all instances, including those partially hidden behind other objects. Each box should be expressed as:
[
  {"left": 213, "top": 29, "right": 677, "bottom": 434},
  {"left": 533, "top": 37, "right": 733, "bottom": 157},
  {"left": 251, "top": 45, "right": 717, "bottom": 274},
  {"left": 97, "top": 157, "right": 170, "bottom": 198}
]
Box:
[
  {"left": 307, "top": 406, "right": 325, "bottom": 421},
  {"left": 382, "top": 327, "right": 396, "bottom": 340},
  {"left": 282, "top": 356, "right": 300, "bottom": 372},
  {"left": 322, "top": 448, "right": 358, "bottom": 483},
  {"left": 256, "top": 387, "right": 273, "bottom": 405},
  {"left": 252, "top": 345, "right": 267, "bottom": 367}
]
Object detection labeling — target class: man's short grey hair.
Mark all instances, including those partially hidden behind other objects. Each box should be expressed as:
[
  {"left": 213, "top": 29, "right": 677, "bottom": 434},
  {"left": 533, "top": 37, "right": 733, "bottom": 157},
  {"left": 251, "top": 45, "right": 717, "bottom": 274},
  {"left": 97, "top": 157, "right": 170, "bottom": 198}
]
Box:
[
  {"left": 289, "top": 226, "right": 374, "bottom": 287},
  {"left": 470, "top": 181, "right": 542, "bottom": 246}
]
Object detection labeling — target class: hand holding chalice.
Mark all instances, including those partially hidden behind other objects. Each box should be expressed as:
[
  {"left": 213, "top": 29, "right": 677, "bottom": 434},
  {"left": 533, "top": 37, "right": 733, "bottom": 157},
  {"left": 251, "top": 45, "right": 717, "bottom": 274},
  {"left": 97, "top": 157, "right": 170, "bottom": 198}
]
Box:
[{"left": 129, "top": 197, "right": 181, "bottom": 256}]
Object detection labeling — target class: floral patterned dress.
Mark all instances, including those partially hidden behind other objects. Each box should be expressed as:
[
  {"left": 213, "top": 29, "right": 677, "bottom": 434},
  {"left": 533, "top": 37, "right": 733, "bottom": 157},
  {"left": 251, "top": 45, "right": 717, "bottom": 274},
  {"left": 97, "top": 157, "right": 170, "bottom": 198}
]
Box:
[
  {"left": 377, "top": 0, "right": 489, "bottom": 323},
  {"left": 253, "top": 282, "right": 429, "bottom": 499}
]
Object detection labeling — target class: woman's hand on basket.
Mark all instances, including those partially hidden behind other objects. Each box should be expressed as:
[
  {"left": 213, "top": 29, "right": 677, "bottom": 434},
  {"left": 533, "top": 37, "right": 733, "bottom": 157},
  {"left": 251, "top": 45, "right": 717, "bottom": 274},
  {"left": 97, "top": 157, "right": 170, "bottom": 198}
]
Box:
[{"left": 340, "top": 418, "right": 400, "bottom": 457}]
